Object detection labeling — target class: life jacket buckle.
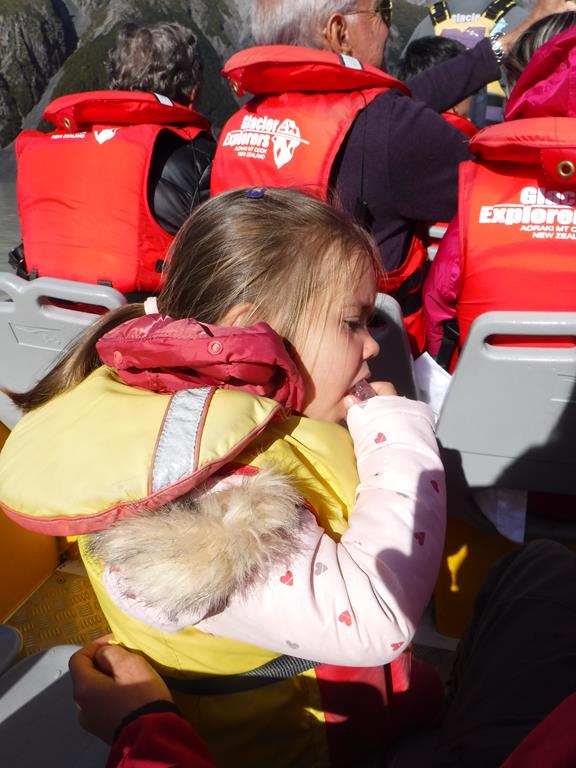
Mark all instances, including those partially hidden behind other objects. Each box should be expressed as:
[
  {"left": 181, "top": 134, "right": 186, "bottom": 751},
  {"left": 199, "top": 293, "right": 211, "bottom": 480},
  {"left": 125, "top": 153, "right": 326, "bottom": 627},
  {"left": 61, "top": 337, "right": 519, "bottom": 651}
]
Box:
[{"left": 8, "top": 244, "right": 37, "bottom": 281}]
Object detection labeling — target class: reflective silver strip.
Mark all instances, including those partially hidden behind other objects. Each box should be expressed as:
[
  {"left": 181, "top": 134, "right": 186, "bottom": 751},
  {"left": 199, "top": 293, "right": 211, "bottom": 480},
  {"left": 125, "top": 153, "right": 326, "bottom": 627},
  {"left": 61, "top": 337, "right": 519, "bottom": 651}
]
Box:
[
  {"left": 153, "top": 92, "right": 173, "bottom": 106},
  {"left": 152, "top": 388, "right": 212, "bottom": 492},
  {"left": 339, "top": 53, "right": 363, "bottom": 70},
  {"left": 429, "top": 224, "right": 448, "bottom": 239}
]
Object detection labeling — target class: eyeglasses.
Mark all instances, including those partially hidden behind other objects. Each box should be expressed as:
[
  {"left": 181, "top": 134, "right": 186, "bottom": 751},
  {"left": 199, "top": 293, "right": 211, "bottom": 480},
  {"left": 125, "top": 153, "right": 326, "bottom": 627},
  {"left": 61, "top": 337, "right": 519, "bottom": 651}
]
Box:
[{"left": 343, "top": 1, "right": 393, "bottom": 28}]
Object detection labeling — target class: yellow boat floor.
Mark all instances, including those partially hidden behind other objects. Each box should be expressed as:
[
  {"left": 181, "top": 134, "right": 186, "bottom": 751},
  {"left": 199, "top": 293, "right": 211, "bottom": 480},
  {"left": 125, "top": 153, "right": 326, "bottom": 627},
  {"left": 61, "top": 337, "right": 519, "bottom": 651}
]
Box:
[{"left": 6, "top": 558, "right": 110, "bottom": 656}]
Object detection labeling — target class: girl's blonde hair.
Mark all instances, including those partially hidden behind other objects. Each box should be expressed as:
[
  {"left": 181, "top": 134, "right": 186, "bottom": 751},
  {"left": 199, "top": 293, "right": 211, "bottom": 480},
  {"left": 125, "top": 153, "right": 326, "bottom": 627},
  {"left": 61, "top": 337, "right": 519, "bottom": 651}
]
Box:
[{"left": 9, "top": 188, "right": 381, "bottom": 413}]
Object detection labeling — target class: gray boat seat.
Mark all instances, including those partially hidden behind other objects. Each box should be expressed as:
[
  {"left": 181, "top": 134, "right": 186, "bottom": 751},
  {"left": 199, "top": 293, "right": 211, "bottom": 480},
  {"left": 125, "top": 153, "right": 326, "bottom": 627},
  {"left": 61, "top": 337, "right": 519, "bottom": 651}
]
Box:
[
  {"left": 369, "top": 293, "right": 417, "bottom": 399},
  {"left": 436, "top": 311, "right": 576, "bottom": 533},
  {"left": 0, "top": 643, "right": 108, "bottom": 767},
  {"left": 0, "top": 625, "right": 22, "bottom": 676},
  {"left": 0, "top": 273, "right": 125, "bottom": 429}
]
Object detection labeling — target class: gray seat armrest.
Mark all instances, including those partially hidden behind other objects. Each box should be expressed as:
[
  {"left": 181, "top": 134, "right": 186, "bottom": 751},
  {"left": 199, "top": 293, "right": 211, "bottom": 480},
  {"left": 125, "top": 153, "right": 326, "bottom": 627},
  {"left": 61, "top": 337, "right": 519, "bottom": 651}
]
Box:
[
  {"left": 0, "top": 645, "right": 108, "bottom": 768},
  {"left": 0, "top": 624, "right": 22, "bottom": 676},
  {"left": 0, "top": 274, "right": 126, "bottom": 428}
]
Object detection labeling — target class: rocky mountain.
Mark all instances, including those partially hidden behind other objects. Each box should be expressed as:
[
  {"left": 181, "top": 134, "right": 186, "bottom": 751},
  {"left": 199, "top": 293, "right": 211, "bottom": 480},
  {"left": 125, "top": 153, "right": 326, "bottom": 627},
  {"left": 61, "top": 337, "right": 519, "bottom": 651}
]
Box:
[
  {"left": 0, "top": 0, "right": 75, "bottom": 146},
  {"left": 0, "top": 0, "right": 253, "bottom": 150}
]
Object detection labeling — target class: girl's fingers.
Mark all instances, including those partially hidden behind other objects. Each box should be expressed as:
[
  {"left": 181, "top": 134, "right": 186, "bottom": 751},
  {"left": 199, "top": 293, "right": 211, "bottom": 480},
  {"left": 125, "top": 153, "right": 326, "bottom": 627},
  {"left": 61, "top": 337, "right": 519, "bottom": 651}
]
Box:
[{"left": 368, "top": 381, "right": 397, "bottom": 397}]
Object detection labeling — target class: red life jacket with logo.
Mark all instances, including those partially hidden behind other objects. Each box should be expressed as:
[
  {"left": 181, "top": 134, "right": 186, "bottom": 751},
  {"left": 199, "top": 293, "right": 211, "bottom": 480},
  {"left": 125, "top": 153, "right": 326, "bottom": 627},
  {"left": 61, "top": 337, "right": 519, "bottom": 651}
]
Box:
[
  {"left": 456, "top": 117, "right": 576, "bottom": 347},
  {"left": 211, "top": 46, "right": 427, "bottom": 355},
  {"left": 16, "top": 91, "right": 210, "bottom": 294}
]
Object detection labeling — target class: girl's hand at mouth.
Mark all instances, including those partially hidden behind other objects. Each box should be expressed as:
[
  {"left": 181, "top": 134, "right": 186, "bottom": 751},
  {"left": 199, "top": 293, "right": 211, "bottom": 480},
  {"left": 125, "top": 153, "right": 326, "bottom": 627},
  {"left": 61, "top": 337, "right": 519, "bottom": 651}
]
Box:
[{"left": 344, "top": 379, "right": 397, "bottom": 411}]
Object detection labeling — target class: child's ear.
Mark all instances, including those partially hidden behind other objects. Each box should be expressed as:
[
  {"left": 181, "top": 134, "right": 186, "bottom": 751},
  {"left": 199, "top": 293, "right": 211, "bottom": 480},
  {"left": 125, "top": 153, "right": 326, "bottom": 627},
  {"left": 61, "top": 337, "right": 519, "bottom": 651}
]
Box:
[{"left": 219, "top": 303, "right": 258, "bottom": 327}]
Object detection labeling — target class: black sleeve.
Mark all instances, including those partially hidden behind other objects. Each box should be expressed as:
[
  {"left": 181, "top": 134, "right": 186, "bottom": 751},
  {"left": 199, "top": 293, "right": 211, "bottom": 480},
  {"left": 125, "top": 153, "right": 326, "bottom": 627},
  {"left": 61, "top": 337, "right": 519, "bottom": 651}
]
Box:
[
  {"left": 148, "top": 131, "right": 215, "bottom": 235},
  {"left": 386, "top": 96, "right": 473, "bottom": 223},
  {"left": 407, "top": 38, "right": 501, "bottom": 113},
  {"left": 113, "top": 699, "right": 182, "bottom": 743}
]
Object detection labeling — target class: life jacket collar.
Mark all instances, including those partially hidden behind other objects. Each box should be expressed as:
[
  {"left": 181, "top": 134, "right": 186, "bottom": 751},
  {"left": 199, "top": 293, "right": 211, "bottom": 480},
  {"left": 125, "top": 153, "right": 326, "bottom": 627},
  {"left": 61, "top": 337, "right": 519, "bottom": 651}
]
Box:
[
  {"left": 97, "top": 315, "right": 306, "bottom": 412},
  {"left": 222, "top": 45, "right": 410, "bottom": 97},
  {"left": 470, "top": 118, "right": 576, "bottom": 185},
  {"left": 44, "top": 90, "right": 210, "bottom": 132}
]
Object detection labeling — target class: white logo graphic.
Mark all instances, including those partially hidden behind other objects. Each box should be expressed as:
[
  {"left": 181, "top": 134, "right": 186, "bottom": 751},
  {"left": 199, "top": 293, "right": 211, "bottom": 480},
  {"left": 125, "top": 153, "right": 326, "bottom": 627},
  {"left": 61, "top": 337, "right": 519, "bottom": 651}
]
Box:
[
  {"left": 221, "top": 114, "right": 309, "bottom": 167},
  {"left": 272, "top": 119, "right": 303, "bottom": 169},
  {"left": 478, "top": 186, "right": 576, "bottom": 241},
  {"left": 94, "top": 128, "right": 119, "bottom": 145}
]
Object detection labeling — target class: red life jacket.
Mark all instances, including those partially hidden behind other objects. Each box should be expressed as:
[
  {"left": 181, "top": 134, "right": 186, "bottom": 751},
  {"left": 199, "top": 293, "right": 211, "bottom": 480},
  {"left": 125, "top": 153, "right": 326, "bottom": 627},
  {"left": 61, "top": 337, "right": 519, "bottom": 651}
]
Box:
[
  {"left": 442, "top": 111, "right": 478, "bottom": 139},
  {"left": 457, "top": 117, "right": 576, "bottom": 348},
  {"left": 427, "top": 112, "right": 479, "bottom": 262},
  {"left": 211, "top": 46, "right": 427, "bottom": 355},
  {"left": 16, "top": 91, "right": 210, "bottom": 294}
]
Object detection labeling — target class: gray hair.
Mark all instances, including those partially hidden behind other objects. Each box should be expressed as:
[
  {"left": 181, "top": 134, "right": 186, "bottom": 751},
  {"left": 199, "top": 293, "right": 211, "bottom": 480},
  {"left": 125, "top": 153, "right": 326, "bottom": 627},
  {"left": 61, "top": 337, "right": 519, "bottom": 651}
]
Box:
[
  {"left": 504, "top": 11, "right": 576, "bottom": 93},
  {"left": 107, "top": 22, "right": 203, "bottom": 105},
  {"left": 253, "top": 0, "right": 358, "bottom": 48}
]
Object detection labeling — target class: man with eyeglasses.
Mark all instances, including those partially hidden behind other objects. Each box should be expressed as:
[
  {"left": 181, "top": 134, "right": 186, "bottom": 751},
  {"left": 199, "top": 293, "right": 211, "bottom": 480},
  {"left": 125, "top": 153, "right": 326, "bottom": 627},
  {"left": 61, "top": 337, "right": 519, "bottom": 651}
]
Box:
[{"left": 212, "top": 0, "right": 573, "bottom": 355}]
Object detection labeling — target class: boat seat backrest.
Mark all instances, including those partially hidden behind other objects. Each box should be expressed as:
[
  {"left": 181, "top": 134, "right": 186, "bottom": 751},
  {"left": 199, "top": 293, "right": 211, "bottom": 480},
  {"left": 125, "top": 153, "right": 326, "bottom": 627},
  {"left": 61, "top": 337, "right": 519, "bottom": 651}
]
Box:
[
  {"left": 369, "top": 293, "right": 417, "bottom": 399},
  {"left": 436, "top": 311, "right": 576, "bottom": 496},
  {"left": 0, "top": 642, "right": 108, "bottom": 767},
  {"left": 0, "top": 274, "right": 125, "bottom": 428}
]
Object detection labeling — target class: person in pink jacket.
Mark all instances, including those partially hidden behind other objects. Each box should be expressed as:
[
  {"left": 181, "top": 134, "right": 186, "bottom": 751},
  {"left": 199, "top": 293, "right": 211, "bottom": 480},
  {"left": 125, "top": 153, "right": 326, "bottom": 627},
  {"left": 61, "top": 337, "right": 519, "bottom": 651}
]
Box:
[{"left": 423, "top": 13, "right": 576, "bottom": 365}]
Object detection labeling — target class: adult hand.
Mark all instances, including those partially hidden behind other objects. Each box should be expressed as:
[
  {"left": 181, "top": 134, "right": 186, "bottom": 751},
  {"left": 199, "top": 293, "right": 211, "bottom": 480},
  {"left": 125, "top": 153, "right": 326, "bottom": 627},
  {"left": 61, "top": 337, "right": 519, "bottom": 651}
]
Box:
[
  {"left": 69, "top": 635, "right": 173, "bottom": 744},
  {"left": 529, "top": 0, "right": 576, "bottom": 17},
  {"left": 500, "top": 0, "right": 576, "bottom": 54}
]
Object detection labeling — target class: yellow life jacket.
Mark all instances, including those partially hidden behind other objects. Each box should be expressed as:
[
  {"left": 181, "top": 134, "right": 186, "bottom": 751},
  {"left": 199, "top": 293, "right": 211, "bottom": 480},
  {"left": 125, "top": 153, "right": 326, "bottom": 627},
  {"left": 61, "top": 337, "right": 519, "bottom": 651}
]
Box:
[{"left": 0, "top": 366, "right": 373, "bottom": 767}]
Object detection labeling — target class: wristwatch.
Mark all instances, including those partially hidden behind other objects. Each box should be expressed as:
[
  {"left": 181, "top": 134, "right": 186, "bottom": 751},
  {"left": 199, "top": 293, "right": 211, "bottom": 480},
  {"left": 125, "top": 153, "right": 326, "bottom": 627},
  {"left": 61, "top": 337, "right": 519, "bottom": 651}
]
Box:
[{"left": 489, "top": 32, "right": 507, "bottom": 64}]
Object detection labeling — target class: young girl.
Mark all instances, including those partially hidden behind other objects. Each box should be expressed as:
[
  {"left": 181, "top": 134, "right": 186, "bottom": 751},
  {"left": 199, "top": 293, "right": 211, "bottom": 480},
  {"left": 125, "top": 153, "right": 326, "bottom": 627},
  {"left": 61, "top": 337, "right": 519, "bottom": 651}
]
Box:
[{"left": 0, "top": 188, "right": 446, "bottom": 767}]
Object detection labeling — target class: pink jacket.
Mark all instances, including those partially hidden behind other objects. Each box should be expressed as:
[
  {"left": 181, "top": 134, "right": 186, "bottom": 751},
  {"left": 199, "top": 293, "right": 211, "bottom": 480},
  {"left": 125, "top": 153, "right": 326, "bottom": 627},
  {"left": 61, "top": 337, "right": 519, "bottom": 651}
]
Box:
[{"left": 423, "top": 26, "right": 576, "bottom": 357}]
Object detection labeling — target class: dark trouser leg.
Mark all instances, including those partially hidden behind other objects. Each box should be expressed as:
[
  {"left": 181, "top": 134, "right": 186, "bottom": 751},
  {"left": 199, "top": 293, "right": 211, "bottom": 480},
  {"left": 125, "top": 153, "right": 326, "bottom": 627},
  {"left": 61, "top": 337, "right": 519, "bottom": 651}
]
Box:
[{"left": 429, "top": 539, "right": 576, "bottom": 768}]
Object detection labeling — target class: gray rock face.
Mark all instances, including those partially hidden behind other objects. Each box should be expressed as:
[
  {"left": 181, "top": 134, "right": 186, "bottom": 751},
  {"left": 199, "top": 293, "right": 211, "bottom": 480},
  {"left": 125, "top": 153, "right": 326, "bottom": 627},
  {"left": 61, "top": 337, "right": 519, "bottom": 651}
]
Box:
[
  {"left": 0, "top": 0, "right": 256, "bottom": 148},
  {"left": 0, "top": 0, "right": 75, "bottom": 146},
  {"left": 0, "top": 74, "right": 19, "bottom": 147}
]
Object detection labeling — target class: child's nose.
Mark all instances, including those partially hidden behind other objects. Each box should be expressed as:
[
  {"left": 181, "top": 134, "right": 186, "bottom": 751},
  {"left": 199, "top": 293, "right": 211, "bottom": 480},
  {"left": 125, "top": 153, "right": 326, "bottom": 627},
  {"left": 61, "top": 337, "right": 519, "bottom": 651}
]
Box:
[{"left": 364, "top": 331, "right": 380, "bottom": 360}]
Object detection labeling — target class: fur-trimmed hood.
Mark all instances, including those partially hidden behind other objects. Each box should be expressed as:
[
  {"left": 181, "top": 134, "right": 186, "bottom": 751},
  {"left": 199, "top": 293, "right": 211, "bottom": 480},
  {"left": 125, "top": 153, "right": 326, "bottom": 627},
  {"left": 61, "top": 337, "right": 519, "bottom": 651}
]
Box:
[{"left": 86, "top": 469, "right": 309, "bottom": 631}]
